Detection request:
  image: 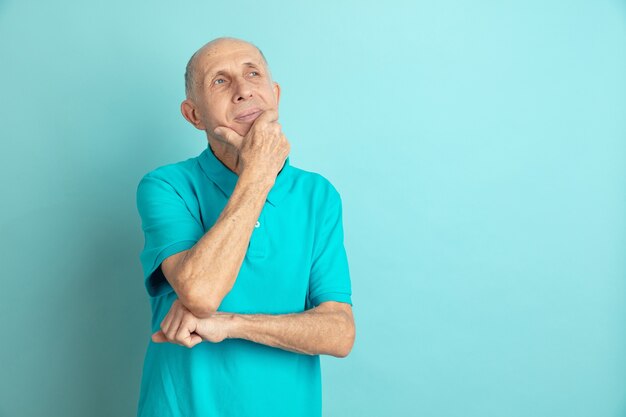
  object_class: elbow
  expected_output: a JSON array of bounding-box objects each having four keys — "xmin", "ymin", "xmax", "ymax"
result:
[
  {"xmin": 173, "ymin": 264, "xmax": 226, "ymax": 318},
  {"xmin": 333, "ymin": 319, "xmax": 356, "ymax": 358},
  {"xmin": 334, "ymin": 348, "xmax": 351, "ymax": 359},
  {"xmin": 186, "ymin": 299, "xmax": 219, "ymax": 319},
  {"xmin": 178, "ymin": 282, "xmax": 221, "ymax": 319},
  {"xmin": 335, "ymin": 336, "xmax": 355, "ymax": 358}
]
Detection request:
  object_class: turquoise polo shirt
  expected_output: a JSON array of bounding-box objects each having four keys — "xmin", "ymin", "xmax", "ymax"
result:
[{"xmin": 135, "ymin": 143, "xmax": 353, "ymax": 417}]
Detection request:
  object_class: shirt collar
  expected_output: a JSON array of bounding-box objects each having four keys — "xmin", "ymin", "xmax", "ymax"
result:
[{"xmin": 197, "ymin": 143, "xmax": 292, "ymax": 207}]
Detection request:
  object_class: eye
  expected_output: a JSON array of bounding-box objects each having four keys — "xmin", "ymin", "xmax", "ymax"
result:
[
  {"xmin": 249, "ymin": 71, "xmax": 259, "ymax": 76},
  {"xmin": 214, "ymin": 78, "xmax": 225, "ymax": 85}
]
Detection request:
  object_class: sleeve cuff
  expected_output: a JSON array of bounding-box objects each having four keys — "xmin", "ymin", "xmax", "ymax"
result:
[
  {"xmin": 310, "ymin": 292, "xmax": 353, "ymax": 307},
  {"xmin": 146, "ymin": 240, "xmax": 198, "ymax": 297}
]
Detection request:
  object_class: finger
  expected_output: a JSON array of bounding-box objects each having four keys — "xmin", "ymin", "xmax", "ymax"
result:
[
  {"xmin": 267, "ymin": 122, "xmax": 281, "ymax": 136},
  {"xmin": 161, "ymin": 306, "xmax": 179, "ymax": 337},
  {"xmin": 181, "ymin": 330, "xmax": 203, "ymax": 348},
  {"xmin": 252, "ymin": 108, "xmax": 278, "ymax": 127},
  {"xmin": 180, "ymin": 316, "xmax": 204, "ymax": 348},
  {"xmin": 161, "ymin": 310, "xmax": 174, "ymax": 336},
  {"xmin": 161, "ymin": 300, "xmax": 181, "ymax": 335},
  {"xmin": 175, "ymin": 316, "xmax": 197, "ymax": 347},
  {"xmin": 152, "ymin": 330, "xmax": 167, "ymax": 343},
  {"xmin": 188, "ymin": 334, "xmax": 203, "ymax": 348},
  {"xmin": 165, "ymin": 307, "xmax": 185, "ymax": 341},
  {"xmin": 213, "ymin": 126, "xmax": 243, "ymax": 146}
]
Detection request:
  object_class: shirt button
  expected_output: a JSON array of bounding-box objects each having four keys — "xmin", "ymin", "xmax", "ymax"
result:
[{"xmin": 255, "ymin": 221, "xmax": 261, "ymax": 228}]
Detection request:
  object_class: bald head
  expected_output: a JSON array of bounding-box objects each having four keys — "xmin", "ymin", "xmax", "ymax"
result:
[{"xmin": 184, "ymin": 37, "xmax": 269, "ymax": 100}]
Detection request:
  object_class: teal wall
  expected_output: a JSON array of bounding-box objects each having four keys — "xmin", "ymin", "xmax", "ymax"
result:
[{"xmin": 1, "ymin": 1, "xmax": 625, "ymax": 416}]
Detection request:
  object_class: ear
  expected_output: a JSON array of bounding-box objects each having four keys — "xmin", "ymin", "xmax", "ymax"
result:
[
  {"xmin": 181, "ymin": 99, "xmax": 206, "ymax": 130},
  {"xmin": 273, "ymin": 82, "xmax": 281, "ymax": 106}
]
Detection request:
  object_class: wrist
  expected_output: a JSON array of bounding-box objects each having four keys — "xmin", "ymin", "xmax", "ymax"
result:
[
  {"xmin": 238, "ymin": 170, "xmax": 275, "ymax": 192},
  {"xmin": 220, "ymin": 313, "xmax": 244, "ymax": 339}
]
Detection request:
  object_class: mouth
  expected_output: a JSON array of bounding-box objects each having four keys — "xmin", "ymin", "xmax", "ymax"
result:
[{"xmin": 234, "ymin": 108, "xmax": 263, "ymax": 123}]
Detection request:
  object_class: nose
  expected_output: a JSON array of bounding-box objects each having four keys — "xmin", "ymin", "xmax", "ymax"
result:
[{"xmin": 232, "ymin": 77, "xmax": 253, "ymax": 103}]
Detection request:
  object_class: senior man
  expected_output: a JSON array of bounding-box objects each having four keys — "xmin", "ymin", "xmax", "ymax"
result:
[{"xmin": 135, "ymin": 37, "xmax": 355, "ymax": 417}]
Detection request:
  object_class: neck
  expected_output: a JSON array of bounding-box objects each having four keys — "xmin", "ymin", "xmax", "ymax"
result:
[{"xmin": 208, "ymin": 139, "xmax": 240, "ymax": 175}]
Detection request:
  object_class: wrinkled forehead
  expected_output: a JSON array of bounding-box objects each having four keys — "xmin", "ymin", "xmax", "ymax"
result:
[{"xmin": 196, "ymin": 42, "xmax": 267, "ymax": 80}]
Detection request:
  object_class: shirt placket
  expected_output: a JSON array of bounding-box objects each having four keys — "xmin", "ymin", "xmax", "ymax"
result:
[{"xmin": 247, "ymin": 205, "xmax": 269, "ymax": 259}]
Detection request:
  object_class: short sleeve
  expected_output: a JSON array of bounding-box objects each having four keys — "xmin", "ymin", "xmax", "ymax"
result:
[
  {"xmin": 136, "ymin": 174, "xmax": 205, "ymax": 298},
  {"xmin": 308, "ymin": 185, "xmax": 353, "ymax": 308}
]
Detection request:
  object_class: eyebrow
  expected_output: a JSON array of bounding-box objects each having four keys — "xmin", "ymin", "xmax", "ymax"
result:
[{"xmin": 204, "ymin": 61, "xmax": 263, "ymax": 81}]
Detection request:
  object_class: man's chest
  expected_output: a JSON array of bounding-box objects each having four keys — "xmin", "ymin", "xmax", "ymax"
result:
[{"xmin": 196, "ymin": 190, "xmax": 318, "ymax": 314}]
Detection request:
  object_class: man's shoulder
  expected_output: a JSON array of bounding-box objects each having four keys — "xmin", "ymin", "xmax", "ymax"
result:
[
  {"xmin": 288, "ymin": 164, "xmax": 342, "ymax": 203},
  {"xmin": 138, "ymin": 155, "xmax": 201, "ymax": 186},
  {"xmin": 135, "ymin": 154, "xmax": 203, "ymax": 203}
]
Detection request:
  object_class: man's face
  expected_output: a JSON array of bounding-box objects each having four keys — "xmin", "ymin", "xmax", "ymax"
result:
[{"xmin": 184, "ymin": 40, "xmax": 280, "ymax": 140}]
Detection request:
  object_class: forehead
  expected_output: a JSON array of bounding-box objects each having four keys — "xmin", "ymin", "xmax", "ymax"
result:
[{"xmin": 197, "ymin": 43, "xmax": 266, "ymax": 79}]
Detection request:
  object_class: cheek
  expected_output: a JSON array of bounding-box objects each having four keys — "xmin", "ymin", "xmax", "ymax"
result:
[{"xmin": 202, "ymin": 103, "xmax": 228, "ymax": 127}]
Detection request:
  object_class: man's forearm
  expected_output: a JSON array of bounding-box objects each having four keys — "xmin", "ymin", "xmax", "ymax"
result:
[
  {"xmin": 219, "ymin": 307, "xmax": 355, "ymax": 358},
  {"xmin": 176, "ymin": 173, "xmax": 272, "ymax": 317}
]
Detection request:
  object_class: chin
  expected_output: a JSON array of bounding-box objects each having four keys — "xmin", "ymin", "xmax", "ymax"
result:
[{"xmin": 234, "ymin": 123, "xmax": 253, "ymax": 137}]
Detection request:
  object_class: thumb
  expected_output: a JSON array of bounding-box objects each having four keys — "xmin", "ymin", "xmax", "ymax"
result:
[
  {"xmin": 152, "ymin": 330, "xmax": 167, "ymax": 343},
  {"xmin": 188, "ymin": 334, "xmax": 203, "ymax": 347},
  {"xmin": 213, "ymin": 126, "xmax": 243, "ymax": 147}
]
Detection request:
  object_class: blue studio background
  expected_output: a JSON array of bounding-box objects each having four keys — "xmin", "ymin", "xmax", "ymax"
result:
[{"xmin": 1, "ymin": 1, "xmax": 625, "ymax": 416}]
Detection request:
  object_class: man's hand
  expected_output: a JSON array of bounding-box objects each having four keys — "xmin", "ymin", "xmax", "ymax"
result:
[
  {"xmin": 213, "ymin": 109, "xmax": 290, "ymax": 181},
  {"xmin": 151, "ymin": 299, "xmax": 232, "ymax": 348},
  {"xmin": 151, "ymin": 299, "xmax": 354, "ymax": 356}
]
